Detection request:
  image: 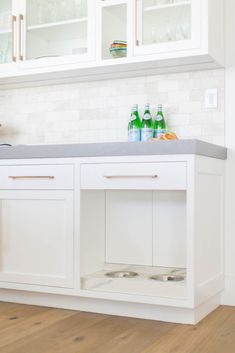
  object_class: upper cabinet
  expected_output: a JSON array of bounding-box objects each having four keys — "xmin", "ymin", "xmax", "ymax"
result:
[
  {"xmin": 21, "ymin": 0, "xmax": 95, "ymax": 67},
  {"xmin": 97, "ymin": 0, "xmax": 129, "ymax": 61},
  {"xmin": 0, "ymin": 0, "xmax": 224, "ymax": 87},
  {"xmin": 25, "ymin": 0, "xmax": 89, "ymax": 60},
  {"xmin": 0, "ymin": 0, "xmax": 95, "ymax": 72},
  {"xmin": 135, "ymin": 0, "xmax": 199, "ymax": 55},
  {"xmin": 133, "ymin": 0, "xmax": 224, "ymax": 64}
]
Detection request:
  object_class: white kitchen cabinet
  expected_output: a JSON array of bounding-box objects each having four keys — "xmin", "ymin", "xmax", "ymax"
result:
[
  {"xmin": 0, "ymin": 0, "xmax": 224, "ymax": 87},
  {"xmin": 0, "ymin": 148, "xmax": 226, "ymax": 324},
  {"xmin": 96, "ymin": 0, "xmax": 132, "ymax": 61},
  {"xmin": 0, "ymin": 0, "xmax": 95, "ymax": 74},
  {"xmin": 79, "ymin": 154, "xmax": 224, "ymax": 323},
  {"xmin": 134, "ymin": 0, "xmax": 224, "ymax": 65},
  {"xmin": 134, "ymin": 0, "xmax": 201, "ymax": 56},
  {"xmin": 0, "ymin": 164, "xmax": 75, "ymax": 292},
  {"xmin": 80, "ymin": 161, "xmax": 187, "ymax": 190},
  {"xmin": 20, "ymin": 0, "xmax": 96, "ymax": 69},
  {"xmin": 135, "ymin": 0, "xmax": 195, "ymax": 51},
  {"xmin": 0, "ymin": 164, "xmax": 74, "ymax": 190}
]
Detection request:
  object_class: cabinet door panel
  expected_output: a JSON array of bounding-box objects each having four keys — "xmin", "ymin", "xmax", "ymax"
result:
[
  {"xmin": 106, "ymin": 190, "xmax": 153, "ymax": 266},
  {"xmin": 134, "ymin": 0, "xmax": 201, "ymax": 56},
  {"xmin": 0, "ymin": 190, "xmax": 74, "ymax": 289},
  {"xmin": 20, "ymin": 0, "xmax": 95, "ymax": 66},
  {"xmin": 153, "ymin": 191, "xmax": 187, "ymax": 268}
]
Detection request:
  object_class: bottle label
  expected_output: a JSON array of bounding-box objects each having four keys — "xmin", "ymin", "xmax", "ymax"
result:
[
  {"xmin": 128, "ymin": 129, "xmax": 141, "ymax": 142},
  {"xmin": 143, "ymin": 113, "xmax": 151, "ymax": 120},
  {"xmin": 141, "ymin": 128, "xmax": 153, "ymax": 141},
  {"xmin": 131, "ymin": 114, "xmax": 137, "ymax": 122},
  {"xmin": 154, "ymin": 128, "xmax": 166, "ymax": 138}
]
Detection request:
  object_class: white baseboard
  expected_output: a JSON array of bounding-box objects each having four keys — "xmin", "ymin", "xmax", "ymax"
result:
[
  {"xmin": 0, "ymin": 289, "xmax": 220, "ymax": 325},
  {"xmin": 221, "ymin": 274, "xmax": 235, "ymax": 306}
]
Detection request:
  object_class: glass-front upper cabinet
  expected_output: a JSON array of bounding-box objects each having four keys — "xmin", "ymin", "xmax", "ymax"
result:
[
  {"xmin": 0, "ymin": 0, "xmax": 14, "ymax": 65},
  {"xmin": 97, "ymin": 0, "xmax": 130, "ymax": 61},
  {"xmin": 19, "ymin": 0, "xmax": 95, "ymax": 65},
  {"xmin": 135, "ymin": 0, "xmax": 201, "ymax": 56}
]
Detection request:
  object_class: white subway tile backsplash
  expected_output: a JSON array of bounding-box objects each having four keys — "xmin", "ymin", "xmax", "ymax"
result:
[
  {"xmin": 168, "ymin": 90, "xmax": 190, "ymax": 103},
  {"xmin": 169, "ymin": 114, "xmax": 190, "ymax": 125},
  {"xmin": 179, "ymin": 101, "xmax": 202, "ymax": 114},
  {"xmin": 158, "ymin": 80, "xmax": 179, "ymax": 92},
  {"xmin": 189, "ymin": 89, "xmax": 203, "ymax": 102},
  {"xmin": 0, "ymin": 69, "xmax": 225, "ymax": 146},
  {"xmin": 202, "ymin": 123, "xmax": 225, "ymax": 137}
]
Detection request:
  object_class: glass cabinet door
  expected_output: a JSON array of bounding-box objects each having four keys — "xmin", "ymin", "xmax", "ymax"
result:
[
  {"xmin": 23, "ymin": 0, "xmax": 90, "ymax": 62},
  {"xmin": 135, "ymin": 0, "xmax": 199, "ymax": 55},
  {"xmin": 0, "ymin": 0, "xmax": 14, "ymax": 64}
]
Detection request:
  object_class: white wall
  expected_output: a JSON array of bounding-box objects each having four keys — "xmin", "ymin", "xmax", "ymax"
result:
[
  {"xmin": 0, "ymin": 69, "xmax": 224, "ymax": 146},
  {"xmin": 221, "ymin": 0, "xmax": 235, "ymax": 306}
]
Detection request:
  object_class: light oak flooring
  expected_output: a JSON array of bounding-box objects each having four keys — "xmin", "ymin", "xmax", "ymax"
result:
[{"xmin": 0, "ymin": 302, "xmax": 234, "ymax": 353}]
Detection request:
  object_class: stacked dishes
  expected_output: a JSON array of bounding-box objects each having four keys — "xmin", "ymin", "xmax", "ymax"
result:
[{"xmin": 109, "ymin": 40, "xmax": 127, "ymax": 58}]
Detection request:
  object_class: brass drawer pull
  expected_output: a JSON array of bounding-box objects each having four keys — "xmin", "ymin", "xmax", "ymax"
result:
[
  {"xmin": 103, "ymin": 175, "xmax": 158, "ymax": 179},
  {"xmin": 8, "ymin": 176, "xmax": 55, "ymax": 180}
]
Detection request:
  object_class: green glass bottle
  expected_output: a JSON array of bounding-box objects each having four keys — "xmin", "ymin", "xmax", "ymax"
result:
[
  {"xmin": 128, "ymin": 104, "xmax": 141, "ymax": 142},
  {"xmin": 141, "ymin": 103, "xmax": 153, "ymax": 141},
  {"xmin": 154, "ymin": 104, "xmax": 167, "ymax": 138}
]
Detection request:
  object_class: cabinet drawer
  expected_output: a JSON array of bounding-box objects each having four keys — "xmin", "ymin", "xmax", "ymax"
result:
[
  {"xmin": 81, "ymin": 162, "xmax": 187, "ymax": 190},
  {"xmin": 0, "ymin": 165, "xmax": 74, "ymax": 190}
]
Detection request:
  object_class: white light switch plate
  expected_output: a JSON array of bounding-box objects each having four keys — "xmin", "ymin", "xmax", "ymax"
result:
[{"xmin": 205, "ymin": 89, "xmax": 218, "ymax": 109}]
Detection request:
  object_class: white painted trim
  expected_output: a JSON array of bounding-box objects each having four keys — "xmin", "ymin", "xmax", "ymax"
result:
[
  {"xmin": 0, "ymin": 289, "xmax": 220, "ymax": 325},
  {"xmin": 221, "ymin": 274, "xmax": 235, "ymax": 306},
  {"xmin": 196, "ymin": 274, "xmax": 224, "ymax": 307}
]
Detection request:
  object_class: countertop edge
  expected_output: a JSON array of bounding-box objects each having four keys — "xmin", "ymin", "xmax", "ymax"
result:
[{"xmin": 0, "ymin": 140, "xmax": 227, "ymax": 160}]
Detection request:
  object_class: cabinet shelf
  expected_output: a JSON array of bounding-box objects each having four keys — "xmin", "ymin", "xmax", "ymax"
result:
[
  {"xmin": 81, "ymin": 264, "xmax": 187, "ymax": 299},
  {"xmin": 27, "ymin": 17, "xmax": 88, "ymax": 47},
  {"xmin": 144, "ymin": 1, "xmax": 191, "ymax": 12},
  {"xmin": 0, "ymin": 30, "xmax": 11, "ymax": 35},
  {"xmin": 27, "ymin": 17, "xmax": 88, "ymax": 32}
]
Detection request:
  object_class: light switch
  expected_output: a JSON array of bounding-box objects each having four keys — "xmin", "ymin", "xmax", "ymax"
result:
[{"xmin": 205, "ymin": 89, "xmax": 218, "ymax": 109}]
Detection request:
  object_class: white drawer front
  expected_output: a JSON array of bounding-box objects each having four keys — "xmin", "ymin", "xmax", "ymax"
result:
[
  {"xmin": 0, "ymin": 165, "xmax": 74, "ymax": 190},
  {"xmin": 81, "ymin": 162, "xmax": 187, "ymax": 190}
]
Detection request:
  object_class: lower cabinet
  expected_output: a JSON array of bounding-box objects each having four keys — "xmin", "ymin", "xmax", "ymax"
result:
[
  {"xmin": 0, "ymin": 154, "xmax": 225, "ymax": 324},
  {"xmin": 0, "ymin": 190, "xmax": 74, "ymax": 289}
]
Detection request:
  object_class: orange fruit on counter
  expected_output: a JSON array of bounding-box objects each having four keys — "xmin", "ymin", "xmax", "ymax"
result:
[
  {"xmin": 149, "ymin": 132, "xmax": 178, "ymax": 142},
  {"xmin": 159, "ymin": 132, "xmax": 178, "ymax": 140}
]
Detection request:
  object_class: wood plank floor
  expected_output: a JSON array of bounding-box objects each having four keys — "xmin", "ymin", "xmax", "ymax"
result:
[{"xmin": 0, "ymin": 303, "xmax": 234, "ymax": 353}]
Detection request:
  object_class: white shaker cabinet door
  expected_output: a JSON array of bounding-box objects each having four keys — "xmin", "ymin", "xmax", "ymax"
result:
[{"xmin": 0, "ymin": 190, "xmax": 74, "ymax": 290}]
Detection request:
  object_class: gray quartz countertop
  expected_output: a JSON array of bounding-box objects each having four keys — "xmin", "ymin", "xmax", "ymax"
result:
[{"xmin": 0, "ymin": 140, "xmax": 227, "ymax": 160}]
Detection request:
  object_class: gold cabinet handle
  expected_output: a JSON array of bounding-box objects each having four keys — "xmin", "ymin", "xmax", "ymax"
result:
[
  {"xmin": 8, "ymin": 176, "xmax": 55, "ymax": 180},
  {"xmin": 135, "ymin": 0, "xmax": 140, "ymax": 46},
  {"xmin": 19, "ymin": 14, "xmax": 24, "ymax": 61},
  {"xmin": 12, "ymin": 15, "xmax": 17, "ymax": 62},
  {"xmin": 103, "ymin": 175, "xmax": 158, "ymax": 179}
]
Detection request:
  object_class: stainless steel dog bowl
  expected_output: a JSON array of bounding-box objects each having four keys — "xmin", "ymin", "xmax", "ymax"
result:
[
  {"xmin": 149, "ymin": 274, "xmax": 185, "ymax": 282},
  {"xmin": 105, "ymin": 271, "xmax": 139, "ymax": 278}
]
